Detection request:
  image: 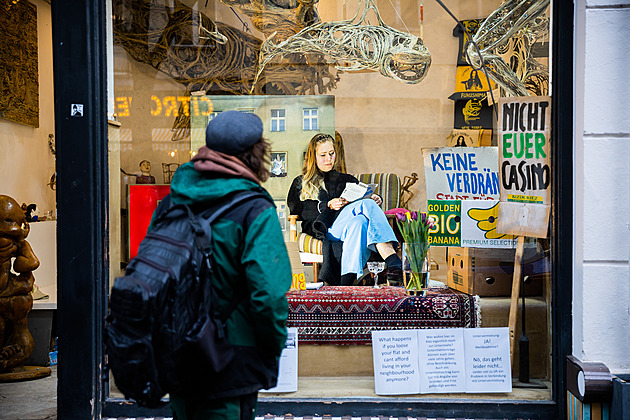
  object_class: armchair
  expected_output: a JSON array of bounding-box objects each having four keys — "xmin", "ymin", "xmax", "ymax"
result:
[{"xmin": 288, "ymin": 172, "xmax": 411, "ymax": 279}]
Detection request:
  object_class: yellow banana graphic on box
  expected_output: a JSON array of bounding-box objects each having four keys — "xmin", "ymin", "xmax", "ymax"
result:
[{"xmin": 467, "ymin": 202, "xmax": 516, "ymax": 239}]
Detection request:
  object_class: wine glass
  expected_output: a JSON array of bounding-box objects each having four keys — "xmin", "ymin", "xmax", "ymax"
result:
[{"xmin": 367, "ymin": 261, "xmax": 386, "ymax": 288}]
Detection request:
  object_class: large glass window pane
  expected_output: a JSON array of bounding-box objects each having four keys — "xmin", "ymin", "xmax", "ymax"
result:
[{"xmin": 107, "ymin": 0, "xmax": 553, "ymax": 406}]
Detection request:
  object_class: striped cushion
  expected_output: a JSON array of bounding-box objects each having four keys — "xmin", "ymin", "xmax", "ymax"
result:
[
  {"xmin": 351, "ymin": 173, "xmax": 400, "ymax": 211},
  {"xmin": 298, "ymin": 232, "xmax": 323, "ymax": 254}
]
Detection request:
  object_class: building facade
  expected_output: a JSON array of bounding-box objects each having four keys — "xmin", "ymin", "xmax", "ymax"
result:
[{"xmin": 2, "ymin": 0, "xmax": 628, "ymax": 419}]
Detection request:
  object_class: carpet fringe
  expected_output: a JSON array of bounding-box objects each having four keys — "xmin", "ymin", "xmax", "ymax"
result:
[{"xmin": 474, "ymin": 294, "xmax": 482, "ymax": 327}]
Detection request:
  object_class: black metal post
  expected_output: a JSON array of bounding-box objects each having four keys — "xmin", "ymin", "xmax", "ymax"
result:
[{"xmin": 52, "ymin": 0, "xmax": 108, "ymax": 418}]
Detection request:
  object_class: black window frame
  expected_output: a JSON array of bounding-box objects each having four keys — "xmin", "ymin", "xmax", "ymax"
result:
[{"xmin": 52, "ymin": 1, "xmax": 574, "ymax": 418}]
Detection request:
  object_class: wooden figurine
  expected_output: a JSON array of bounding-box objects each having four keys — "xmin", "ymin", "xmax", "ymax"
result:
[{"xmin": 0, "ymin": 195, "xmax": 39, "ymax": 372}]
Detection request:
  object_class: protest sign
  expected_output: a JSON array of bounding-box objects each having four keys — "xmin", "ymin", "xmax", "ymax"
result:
[
  {"xmin": 423, "ymin": 147, "xmax": 500, "ymax": 201},
  {"xmin": 446, "ymin": 129, "xmax": 492, "ymax": 148},
  {"xmin": 417, "ymin": 329, "xmax": 466, "ymax": 393},
  {"xmin": 464, "ymin": 328, "xmax": 512, "ymax": 393},
  {"xmin": 449, "ymin": 66, "xmax": 497, "ymax": 102},
  {"xmin": 372, "ymin": 328, "xmax": 512, "ymax": 395},
  {"xmin": 497, "ymin": 96, "xmax": 551, "ymax": 238},
  {"xmin": 372, "ymin": 329, "xmax": 421, "ymax": 395}
]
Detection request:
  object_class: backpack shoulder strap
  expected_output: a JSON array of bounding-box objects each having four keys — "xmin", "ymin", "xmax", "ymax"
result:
[
  {"xmin": 192, "ymin": 189, "xmax": 271, "ymax": 323},
  {"xmin": 152, "ymin": 194, "xmax": 175, "ymax": 225},
  {"xmin": 201, "ymin": 188, "xmax": 270, "ymax": 224}
]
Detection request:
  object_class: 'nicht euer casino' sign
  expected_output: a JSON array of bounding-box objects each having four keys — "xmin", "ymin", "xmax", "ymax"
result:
[{"xmin": 497, "ymin": 96, "xmax": 551, "ymax": 238}]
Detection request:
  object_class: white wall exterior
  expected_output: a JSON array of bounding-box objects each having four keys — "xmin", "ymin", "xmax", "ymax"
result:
[
  {"xmin": 0, "ymin": 1, "xmax": 56, "ymax": 214},
  {"xmin": 574, "ymin": 0, "xmax": 630, "ymax": 373}
]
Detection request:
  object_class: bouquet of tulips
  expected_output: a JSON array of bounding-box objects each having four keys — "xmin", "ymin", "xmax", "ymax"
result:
[{"xmin": 396, "ymin": 211, "xmax": 435, "ymax": 290}]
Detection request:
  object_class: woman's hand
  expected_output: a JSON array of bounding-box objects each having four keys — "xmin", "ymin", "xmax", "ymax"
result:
[
  {"xmin": 328, "ymin": 197, "xmax": 347, "ymax": 211},
  {"xmin": 370, "ymin": 194, "xmax": 382, "ymax": 206}
]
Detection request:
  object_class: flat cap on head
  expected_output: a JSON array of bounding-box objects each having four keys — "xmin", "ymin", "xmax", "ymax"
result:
[{"xmin": 205, "ymin": 110, "xmax": 263, "ymax": 155}]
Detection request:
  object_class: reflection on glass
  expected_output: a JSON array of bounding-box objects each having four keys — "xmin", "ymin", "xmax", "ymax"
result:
[{"xmin": 108, "ymin": 0, "xmax": 553, "ymax": 402}]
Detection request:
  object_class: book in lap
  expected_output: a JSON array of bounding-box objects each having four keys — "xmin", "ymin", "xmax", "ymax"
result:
[{"xmin": 340, "ymin": 182, "xmax": 378, "ymax": 202}]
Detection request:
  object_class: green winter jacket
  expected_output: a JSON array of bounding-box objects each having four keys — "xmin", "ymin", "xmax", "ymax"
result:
[{"xmin": 164, "ymin": 162, "xmax": 292, "ymax": 399}]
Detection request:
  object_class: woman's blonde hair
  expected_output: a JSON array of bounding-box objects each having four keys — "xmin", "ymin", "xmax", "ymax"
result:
[{"xmin": 300, "ymin": 133, "xmax": 335, "ymax": 200}]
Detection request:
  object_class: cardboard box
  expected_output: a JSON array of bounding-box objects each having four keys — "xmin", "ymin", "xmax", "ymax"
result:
[
  {"xmin": 447, "ymin": 247, "xmax": 543, "ymax": 296},
  {"xmin": 286, "ymin": 241, "xmax": 306, "ymax": 290}
]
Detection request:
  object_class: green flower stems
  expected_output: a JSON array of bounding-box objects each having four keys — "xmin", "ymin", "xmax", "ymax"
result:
[{"xmin": 397, "ymin": 211, "xmax": 433, "ymax": 290}]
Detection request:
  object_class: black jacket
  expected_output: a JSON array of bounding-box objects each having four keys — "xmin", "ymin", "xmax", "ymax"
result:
[
  {"xmin": 287, "ymin": 170, "xmax": 359, "ymax": 284},
  {"xmin": 287, "ymin": 170, "xmax": 359, "ymax": 238}
]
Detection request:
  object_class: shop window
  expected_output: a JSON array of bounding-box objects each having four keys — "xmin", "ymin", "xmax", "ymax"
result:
[
  {"xmin": 271, "ymin": 109, "xmax": 286, "ymax": 132},
  {"xmin": 107, "ymin": 0, "xmax": 555, "ymax": 412},
  {"xmin": 302, "ymin": 108, "xmax": 318, "ymax": 131}
]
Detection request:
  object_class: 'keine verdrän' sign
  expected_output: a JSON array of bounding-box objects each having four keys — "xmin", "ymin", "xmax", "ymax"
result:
[{"xmin": 423, "ymin": 147, "xmax": 500, "ymax": 201}]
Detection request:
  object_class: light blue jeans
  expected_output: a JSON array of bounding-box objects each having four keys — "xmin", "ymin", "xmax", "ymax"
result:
[{"xmin": 326, "ymin": 199, "xmax": 398, "ymax": 278}]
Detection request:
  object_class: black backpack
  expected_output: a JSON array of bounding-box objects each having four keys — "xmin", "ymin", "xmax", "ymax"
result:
[{"xmin": 106, "ymin": 189, "xmax": 267, "ymax": 407}]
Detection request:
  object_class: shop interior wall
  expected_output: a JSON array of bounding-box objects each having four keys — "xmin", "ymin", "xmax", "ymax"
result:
[
  {"xmin": 112, "ymin": 0, "xmax": 501, "ymax": 214},
  {"xmin": 0, "ymin": 0, "xmax": 56, "ymax": 216}
]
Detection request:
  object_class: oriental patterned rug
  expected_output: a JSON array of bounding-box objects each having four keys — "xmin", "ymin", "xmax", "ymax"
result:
[{"xmin": 287, "ymin": 286, "xmax": 480, "ymax": 345}]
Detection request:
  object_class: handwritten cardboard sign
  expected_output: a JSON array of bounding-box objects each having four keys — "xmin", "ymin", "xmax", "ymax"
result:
[
  {"xmin": 423, "ymin": 147, "xmax": 500, "ymax": 201},
  {"xmin": 497, "ymin": 96, "xmax": 551, "ymax": 238}
]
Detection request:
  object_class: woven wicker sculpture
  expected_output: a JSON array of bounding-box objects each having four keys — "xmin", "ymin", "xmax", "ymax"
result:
[
  {"xmin": 112, "ymin": 0, "xmax": 337, "ymax": 96},
  {"xmin": 219, "ymin": 0, "xmax": 321, "ymax": 40},
  {"xmin": 465, "ymin": 0, "xmax": 549, "ymax": 97},
  {"xmin": 253, "ymin": 0, "xmax": 431, "ymax": 90}
]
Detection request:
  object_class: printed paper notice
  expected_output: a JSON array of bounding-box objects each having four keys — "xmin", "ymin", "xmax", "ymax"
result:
[
  {"xmin": 464, "ymin": 327, "xmax": 512, "ymax": 393},
  {"xmin": 372, "ymin": 328, "xmax": 512, "ymax": 395},
  {"xmin": 418, "ymin": 329, "xmax": 466, "ymax": 393},
  {"xmin": 372, "ymin": 330, "xmax": 420, "ymax": 395},
  {"xmin": 260, "ymin": 327, "xmax": 298, "ymax": 392}
]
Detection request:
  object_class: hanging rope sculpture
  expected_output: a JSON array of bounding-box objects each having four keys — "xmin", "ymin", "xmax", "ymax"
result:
[
  {"xmin": 112, "ymin": 0, "xmax": 340, "ymax": 139},
  {"xmin": 219, "ymin": 0, "xmax": 321, "ymax": 40},
  {"xmin": 465, "ymin": 0, "xmax": 549, "ymax": 97},
  {"xmin": 498, "ymin": 21, "xmax": 550, "ymax": 97},
  {"xmin": 252, "ymin": 0, "xmax": 431, "ymax": 91},
  {"xmin": 113, "ymin": 0, "xmax": 261, "ymax": 94},
  {"xmin": 112, "ymin": 0, "xmax": 337, "ymax": 96}
]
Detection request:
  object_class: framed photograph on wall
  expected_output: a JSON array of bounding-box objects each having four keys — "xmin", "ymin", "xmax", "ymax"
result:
[{"xmin": 270, "ymin": 151, "xmax": 288, "ymax": 177}]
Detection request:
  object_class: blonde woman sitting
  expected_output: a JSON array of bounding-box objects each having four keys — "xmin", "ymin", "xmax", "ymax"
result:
[{"xmin": 287, "ymin": 133, "xmax": 402, "ymax": 285}]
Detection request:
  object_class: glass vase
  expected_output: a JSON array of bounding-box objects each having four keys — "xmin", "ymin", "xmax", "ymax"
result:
[{"xmin": 402, "ymin": 242, "xmax": 430, "ymax": 295}]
